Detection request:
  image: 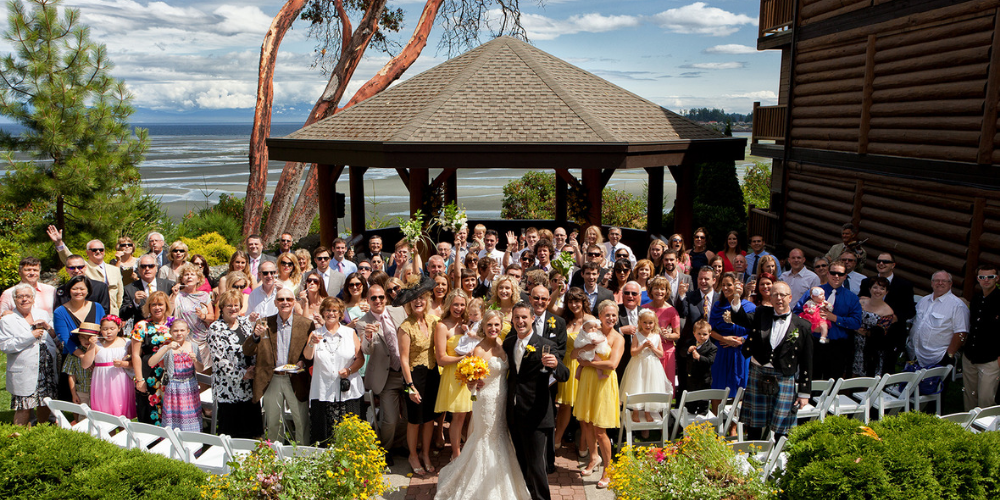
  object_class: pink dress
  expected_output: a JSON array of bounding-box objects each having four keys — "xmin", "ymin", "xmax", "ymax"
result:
[
  {"xmin": 643, "ymin": 304, "xmax": 680, "ymax": 386},
  {"xmin": 800, "ymin": 301, "xmax": 831, "ymax": 330},
  {"xmin": 90, "ymin": 341, "xmax": 137, "ymax": 418}
]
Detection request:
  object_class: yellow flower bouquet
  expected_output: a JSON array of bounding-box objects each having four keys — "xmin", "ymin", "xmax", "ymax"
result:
[{"xmin": 455, "ymin": 356, "xmax": 491, "ymax": 401}]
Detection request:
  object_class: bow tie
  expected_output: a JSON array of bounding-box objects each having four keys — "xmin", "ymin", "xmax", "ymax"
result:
[{"xmin": 774, "ymin": 313, "xmax": 790, "ymax": 320}]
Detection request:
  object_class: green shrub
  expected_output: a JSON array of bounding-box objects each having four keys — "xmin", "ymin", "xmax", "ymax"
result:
[
  {"xmin": 0, "ymin": 238, "xmax": 20, "ymax": 291},
  {"xmin": 179, "ymin": 232, "xmax": 237, "ymax": 266},
  {"xmin": 780, "ymin": 413, "xmax": 1000, "ymax": 500},
  {"xmin": 742, "ymin": 161, "xmax": 772, "ymax": 211},
  {"xmin": 501, "ymin": 172, "xmax": 648, "ymax": 228},
  {"xmin": 691, "ymin": 161, "xmax": 747, "ymax": 246},
  {"xmin": 0, "ymin": 423, "xmax": 205, "ymax": 499},
  {"xmin": 175, "ymin": 211, "xmax": 244, "ymax": 249}
]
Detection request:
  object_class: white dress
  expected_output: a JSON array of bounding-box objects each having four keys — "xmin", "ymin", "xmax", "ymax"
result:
[
  {"xmin": 619, "ymin": 331, "xmax": 672, "ymax": 412},
  {"xmin": 434, "ymin": 356, "xmax": 530, "ymax": 500}
]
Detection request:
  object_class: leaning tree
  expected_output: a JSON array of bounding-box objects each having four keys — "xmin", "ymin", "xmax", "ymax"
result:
[{"xmin": 245, "ymin": 0, "xmax": 538, "ymax": 244}]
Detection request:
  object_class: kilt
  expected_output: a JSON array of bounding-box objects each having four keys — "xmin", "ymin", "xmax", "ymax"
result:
[{"xmin": 739, "ymin": 363, "xmax": 798, "ymax": 436}]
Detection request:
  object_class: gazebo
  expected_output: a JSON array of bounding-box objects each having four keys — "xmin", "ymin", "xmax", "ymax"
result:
[{"xmin": 267, "ymin": 36, "xmax": 746, "ymax": 248}]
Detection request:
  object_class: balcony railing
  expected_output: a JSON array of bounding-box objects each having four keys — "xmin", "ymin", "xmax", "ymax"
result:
[
  {"xmin": 748, "ymin": 205, "xmax": 779, "ymax": 249},
  {"xmin": 752, "ymin": 102, "xmax": 787, "ymax": 143},
  {"xmin": 759, "ymin": 0, "xmax": 794, "ymax": 38}
]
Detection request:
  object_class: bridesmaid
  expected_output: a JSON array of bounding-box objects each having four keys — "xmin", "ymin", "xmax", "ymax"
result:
[
  {"xmin": 398, "ymin": 291, "xmax": 440, "ymax": 476},
  {"xmin": 641, "ymin": 277, "xmax": 680, "ymax": 387},
  {"xmin": 433, "ymin": 290, "xmax": 472, "ymax": 460},
  {"xmin": 572, "ymin": 300, "xmax": 623, "ymax": 490},
  {"xmin": 554, "ymin": 288, "xmax": 595, "ymax": 450}
]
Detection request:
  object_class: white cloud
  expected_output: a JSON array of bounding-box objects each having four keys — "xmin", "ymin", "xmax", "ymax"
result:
[
  {"xmin": 651, "ymin": 2, "xmax": 755, "ymax": 36},
  {"xmin": 518, "ymin": 12, "xmax": 641, "ymax": 40},
  {"xmin": 725, "ymin": 90, "xmax": 778, "ymax": 101},
  {"xmin": 682, "ymin": 62, "xmax": 746, "ymax": 69},
  {"xmin": 704, "ymin": 44, "xmax": 757, "ymax": 54}
]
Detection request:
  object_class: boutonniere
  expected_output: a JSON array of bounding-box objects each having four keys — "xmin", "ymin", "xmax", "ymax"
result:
[
  {"xmin": 524, "ymin": 344, "xmax": 536, "ymax": 357},
  {"xmin": 786, "ymin": 327, "xmax": 799, "ymax": 342},
  {"xmin": 547, "ymin": 317, "xmax": 556, "ymax": 329}
]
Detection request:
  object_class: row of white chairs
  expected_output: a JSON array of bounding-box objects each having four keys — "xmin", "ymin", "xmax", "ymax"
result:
[
  {"xmin": 799, "ymin": 365, "xmax": 953, "ymax": 424},
  {"xmin": 940, "ymin": 405, "xmax": 1000, "ymax": 432},
  {"xmin": 43, "ymin": 398, "xmax": 324, "ymax": 474},
  {"xmin": 728, "ymin": 436, "xmax": 788, "ymax": 481}
]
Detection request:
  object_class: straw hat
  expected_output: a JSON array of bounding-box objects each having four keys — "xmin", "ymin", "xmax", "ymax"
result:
[{"xmin": 70, "ymin": 322, "xmax": 101, "ymax": 337}]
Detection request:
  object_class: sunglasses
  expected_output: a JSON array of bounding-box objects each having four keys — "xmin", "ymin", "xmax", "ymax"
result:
[
  {"xmin": 828, "ymin": 271, "xmax": 846, "ymax": 276},
  {"xmin": 615, "ymin": 268, "xmax": 630, "ymax": 273},
  {"xmin": 172, "ymin": 249, "xmax": 186, "ymax": 253},
  {"xmin": 670, "ymin": 238, "xmax": 682, "ymax": 243},
  {"xmin": 587, "ymin": 252, "xmax": 601, "ymax": 257},
  {"xmin": 370, "ymin": 295, "xmax": 386, "ymax": 301},
  {"xmin": 349, "ymin": 282, "xmax": 363, "ymax": 287},
  {"xmin": 391, "ymin": 286, "xmax": 401, "ymax": 292},
  {"xmin": 815, "ymin": 264, "xmax": 828, "ymax": 268},
  {"xmin": 978, "ymin": 275, "xmax": 997, "ymax": 280},
  {"xmin": 119, "ymin": 243, "xmax": 133, "ymax": 248},
  {"xmin": 622, "ymin": 291, "xmax": 639, "ymax": 296},
  {"xmin": 280, "ymin": 261, "xmax": 294, "ymax": 266},
  {"xmin": 88, "ymin": 248, "xmax": 105, "ymax": 253},
  {"xmin": 315, "ymin": 256, "xmax": 330, "ymax": 261},
  {"xmin": 280, "ymin": 239, "xmax": 292, "ymax": 243},
  {"xmin": 261, "ymin": 271, "xmax": 277, "ymax": 276},
  {"xmin": 694, "ymin": 235, "xmax": 705, "ymax": 240},
  {"xmin": 139, "ymin": 264, "xmax": 156, "ymax": 269},
  {"xmin": 358, "ymin": 266, "xmax": 371, "ymax": 271},
  {"xmin": 275, "ymin": 297, "xmax": 295, "ymax": 303},
  {"xmin": 306, "ymin": 279, "xmax": 321, "ymax": 285},
  {"xmin": 67, "ymin": 265, "xmax": 85, "ymax": 271},
  {"xmin": 876, "ymin": 259, "xmax": 895, "ymax": 265}
]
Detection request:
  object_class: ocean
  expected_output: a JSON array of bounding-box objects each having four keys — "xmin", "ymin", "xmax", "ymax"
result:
[{"xmin": 1, "ymin": 122, "xmax": 754, "ymax": 224}]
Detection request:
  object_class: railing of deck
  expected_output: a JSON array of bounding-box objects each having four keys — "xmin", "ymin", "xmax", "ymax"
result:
[
  {"xmin": 748, "ymin": 205, "xmax": 779, "ymax": 249},
  {"xmin": 759, "ymin": 0, "xmax": 795, "ymax": 38},
  {"xmin": 752, "ymin": 102, "xmax": 787, "ymax": 144}
]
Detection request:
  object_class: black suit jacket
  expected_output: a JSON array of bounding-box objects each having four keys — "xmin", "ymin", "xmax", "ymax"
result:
[
  {"xmin": 120, "ymin": 278, "xmax": 174, "ymax": 325},
  {"xmin": 355, "ymin": 250, "xmax": 390, "ymax": 265},
  {"xmin": 503, "ymin": 333, "xmax": 569, "ymax": 430},
  {"xmin": 55, "ymin": 278, "xmax": 110, "ymax": 314},
  {"xmin": 859, "ymin": 275, "xmax": 916, "ymax": 340},
  {"xmin": 731, "ymin": 306, "xmax": 814, "ymax": 395},
  {"xmin": 472, "ymin": 281, "xmax": 491, "ymax": 300},
  {"xmin": 536, "ymin": 312, "xmax": 567, "ymax": 360},
  {"xmin": 587, "ymin": 286, "xmax": 615, "ymax": 317},
  {"xmin": 680, "ymin": 341, "xmax": 717, "ymax": 390},
  {"xmin": 677, "ymin": 289, "xmax": 715, "ymax": 348},
  {"xmin": 570, "ymin": 268, "xmax": 608, "ymax": 289},
  {"xmin": 614, "ymin": 305, "xmax": 639, "ymax": 380}
]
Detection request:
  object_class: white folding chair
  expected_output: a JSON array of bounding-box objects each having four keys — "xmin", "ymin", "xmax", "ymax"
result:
[
  {"xmin": 228, "ymin": 437, "xmax": 262, "ymax": 460},
  {"xmin": 797, "ymin": 379, "xmax": 835, "ymax": 423},
  {"xmin": 969, "ymin": 405, "xmax": 1000, "ymax": 433},
  {"xmin": 176, "ymin": 430, "xmax": 233, "ymax": 474},
  {"xmin": 911, "ymin": 365, "xmax": 953, "ymax": 415},
  {"xmin": 719, "ymin": 386, "xmax": 744, "ymax": 439},
  {"xmin": 44, "ymin": 398, "xmax": 92, "ymax": 433},
  {"xmin": 125, "ymin": 421, "xmax": 187, "ymax": 461},
  {"xmin": 196, "ymin": 372, "xmax": 217, "ymax": 434},
  {"xmin": 272, "ymin": 442, "xmax": 325, "ymax": 460},
  {"xmin": 364, "ymin": 390, "xmax": 379, "ymax": 434},
  {"xmin": 618, "ymin": 392, "xmax": 672, "ymax": 449},
  {"xmin": 87, "ymin": 410, "xmax": 131, "ymax": 448},
  {"xmin": 870, "ymin": 371, "xmax": 920, "ymax": 419},
  {"xmin": 728, "ymin": 440, "xmax": 773, "ymax": 477},
  {"xmin": 669, "ymin": 388, "xmax": 730, "ymax": 440},
  {"xmin": 939, "ymin": 409, "xmax": 980, "ymax": 431},
  {"xmin": 822, "ymin": 377, "xmax": 880, "ymax": 423},
  {"xmin": 761, "ymin": 435, "xmax": 788, "ymax": 481}
]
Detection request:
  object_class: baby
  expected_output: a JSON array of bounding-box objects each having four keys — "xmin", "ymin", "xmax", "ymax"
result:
[
  {"xmin": 575, "ymin": 318, "xmax": 612, "ymax": 379},
  {"xmin": 799, "ymin": 287, "xmax": 833, "ymax": 344},
  {"xmin": 455, "ymin": 298, "xmax": 485, "ymax": 356}
]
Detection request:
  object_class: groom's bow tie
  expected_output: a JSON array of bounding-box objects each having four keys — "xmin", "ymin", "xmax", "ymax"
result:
[{"xmin": 774, "ymin": 313, "xmax": 790, "ymax": 320}]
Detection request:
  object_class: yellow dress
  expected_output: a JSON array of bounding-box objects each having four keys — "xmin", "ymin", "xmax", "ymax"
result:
[
  {"xmin": 556, "ymin": 330, "xmax": 580, "ymax": 405},
  {"xmin": 435, "ymin": 334, "xmax": 473, "ymax": 413},
  {"xmin": 572, "ymin": 351, "xmax": 620, "ymax": 429},
  {"xmin": 499, "ymin": 320, "xmax": 511, "ymax": 343}
]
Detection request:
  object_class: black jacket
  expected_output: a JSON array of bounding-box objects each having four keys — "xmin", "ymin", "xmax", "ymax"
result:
[
  {"xmin": 681, "ymin": 341, "xmax": 717, "ymax": 390},
  {"xmin": 55, "ymin": 278, "xmax": 110, "ymax": 314},
  {"xmin": 120, "ymin": 278, "xmax": 174, "ymax": 325},
  {"xmin": 731, "ymin": 305, "xmax": 814, "ymax": 395},
  {"xmin": 503, "ymin": 333, "xmax": 569, "ymax": 430}
]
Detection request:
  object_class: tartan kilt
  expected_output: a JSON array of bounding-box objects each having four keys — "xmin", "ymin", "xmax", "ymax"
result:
[{"xmin": 740, "ymin": 363, "xmax": 798, "ymax": 436}]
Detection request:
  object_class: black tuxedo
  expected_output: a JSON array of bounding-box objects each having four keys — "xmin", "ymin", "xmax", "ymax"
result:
[
  {"xmin": 472, "ymin": 280, "xmax": 491, "ymax": 299},
  {"xmin": 120, "ymin": 278, "xmax": 174, "ymax": 325},
  {"xmin": 504, "ymin": 332, "xmax": 569, "ymax": 500},
  {"xmin": 570, "ymin": 268, "xmax": 608, "ymax": 289},
  {"xmin": 534, "ymin": 311, "xmax": 567, "ymax": 473},
  {"xmin": 55, "ymin": 278, "xmax": 110, "ymax": 314},
  {"xmin": 859, "ymin": 274, "xmax": 915, "ymax": 371},
  {"xmin": 731, "ymin": 306, "xmax": 814, "ymax": 395},
  {"xmin": 681, "ymin": 341, "xmax": 717, "ymax": 390},
  {"xmin": 614, "ymin": 305, "xmax": 640, "ymax": 381}
]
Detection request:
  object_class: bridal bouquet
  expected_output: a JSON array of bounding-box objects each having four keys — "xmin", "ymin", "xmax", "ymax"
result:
[
  {"xmin": 437, "ymin": 201, "xmax": 467, "ymax": 233},
  {"xmin": 398, "ymin": 210, "xmax": 425, "ymax": 246},
  {"xmin": 455, "ymin": 356, "xmax": 490, "ymax": 401},
  {"xmin": 551, "ymin": 250, "xmax": 577, "ymax": 277}
]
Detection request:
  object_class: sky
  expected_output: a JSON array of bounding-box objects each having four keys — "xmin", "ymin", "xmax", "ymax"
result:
[{"xmin": 2, "ymin": 0, "xmax": 780, "ymax": 123}]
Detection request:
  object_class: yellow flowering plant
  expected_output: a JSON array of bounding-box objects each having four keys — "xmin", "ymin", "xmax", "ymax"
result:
[
  {"xmin": 608, "ymin": 421, "xmax": 777, "ymax": 500},
  {"xmin": 455, "ymin": 355, "xmax": 490, "ymax": 400},
  {"xmin": 200, "ymin": 415, "xmax": 390, "ymax": 499}
]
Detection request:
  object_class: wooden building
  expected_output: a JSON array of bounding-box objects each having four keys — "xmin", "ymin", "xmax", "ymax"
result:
[{"xmin": 752, "ymin": 0, "xmax": 1000, "ymax": 297}]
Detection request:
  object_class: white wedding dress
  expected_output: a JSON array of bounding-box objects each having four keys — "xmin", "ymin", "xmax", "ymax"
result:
[{"xmin": 434, "ymin": 355, "xmax": 531, "ymax": 500}]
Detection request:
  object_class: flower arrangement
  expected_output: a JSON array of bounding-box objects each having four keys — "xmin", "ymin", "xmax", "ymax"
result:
[
  {"xmin": 200, "ymin": 415, "xmax": 390, "ymax": 499},
  {"xmin": 455, "ymin": 356, "xmax": 490, "ymax": 401},
  {"xmin": 437, "ymin": 201, "xmax": 467, "ymax": 233},
  {"xmin": 551, "ymin": 250, "xmax": 576, "ymax": 277},
  {"xmin": 398, "ymin": 209, "xmax": 426, "ymax": 245},
  {"xmin": 609, "ymin": 421, "xmax": 776, "ymax": 500}
]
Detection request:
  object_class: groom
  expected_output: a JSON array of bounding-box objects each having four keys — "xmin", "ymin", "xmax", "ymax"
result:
[{"xmin": 505, "ymin": 302, "xmax": 569, "ymax": 500}]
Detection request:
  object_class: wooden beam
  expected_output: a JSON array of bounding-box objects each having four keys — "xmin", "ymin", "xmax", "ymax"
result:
[
  {"xmin": 979, "ymin": 10, "xmax": 1000, "ymax": 164},
  {"xmin": 966, "ymin": 197, "xmax": 986, "ymax": 298},
  {"xmin": 852, "ymin": 179, "xmax": 864, "ymax": 229},
  {"xmin": 645, "ymin": 166, "xmax": 665, "ymax": 237},
  {"xmin": 581, "ymin": 169, "xmax": 603, "ymax": 227},
  {"xmin": 430, "ymin": 168, "xmax": 457, "ymax": 191},
  {"xmin": 396, "ymin": 168, "xmax": 410, "ymax": 187},
  {"xmin": 859, "ymin": 34, "xmax": 876, "ymax": 154},
  {"xmin": 599, "ymin": 168, "xmax": 615, "ymax": 189},
  {"xmin": 349, "ymin": 166, "xmax": 368, "ymax": 238},
  {"xmin": 445, "ymin": 171, "xmax": 458, "ymax": 206},
  {"xmin": 554, "ymin": 168, "xmax": 583, "ymax": 190},
  {"xmin": 317, "ymin": 164, "xmax": 345, "ymax": 249},
  {"xmin": 555, "ymin": 172, "xmax": 568, "ymax": 224},
  {"xmin": 668, "ymin": 165, "xmax": 693, "ymax": 242},
  {"xmin": 409, "ymin": 168, "xmax": 428, "ymax": 217}
]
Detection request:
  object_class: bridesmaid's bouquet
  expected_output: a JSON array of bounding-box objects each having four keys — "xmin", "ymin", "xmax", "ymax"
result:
[
  {"xmin": 455, "ymin": 356, "xmax": 490, "ymax": 401},
  {"xmin": 399, "ymin": 210, "xmax": 426, "ymax": 246}
]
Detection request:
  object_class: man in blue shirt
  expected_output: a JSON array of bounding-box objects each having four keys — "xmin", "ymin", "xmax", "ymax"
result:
[{"xmin": 794, "ymin": 260, "xmax": 862, "ymax": 380}]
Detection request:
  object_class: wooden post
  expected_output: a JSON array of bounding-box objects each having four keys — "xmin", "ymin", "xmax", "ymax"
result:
[
  {"xmin": 581, "ymin": 169, "xmax": 603, "ymax": 228},
  {"xmin": 978, "ymin": 11, "xmax": 1000, "ymax": 164},
  {"xmin": 668, "ymin": 165, "xmax": 692, "ymax": 242},
  {"xmin": 349, "ymin": 166, "xmax": 367, "ymax": 238},
  {"xmin": 965, "ymin": 197, "xmax": 986, "ymax": 298},
  {"xmin": 316, "ymin": 164, "xmax": 344, "ymax": 249},
  {"xmin": 554, "ymin": 170, "xmax": 568, "ymax": 224},
  {"xmin": 445, "ymin": 170, "xmax": 458, "ymax": 205},
  {"xmin": 852, "ymin": 180, "xmax": 864, "ymax": 229},
  {"xmin": 645, "ymin": 166, "xmax": 664, "ymax": 237},
  {"xmin": 409, "ymin": 168, "xmax": 428, "ymax": 217}
]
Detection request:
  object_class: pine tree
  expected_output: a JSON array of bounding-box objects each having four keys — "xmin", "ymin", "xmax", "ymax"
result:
[{"xmin": 0, "ymin": 0, "xmax": 153, "ymax": 248}]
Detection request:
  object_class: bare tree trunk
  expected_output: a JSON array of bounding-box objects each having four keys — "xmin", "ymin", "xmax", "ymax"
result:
[
  {"xmin": 244, "ymin": 0, "xmax": 308, "ymax": 239},
  {"xmin": 262, "ymin": 0, "xmax": 387, "ymax": 243},
  {"xmin": 284, "ymin": 0, "xmax": 445, "ymax": 239}
]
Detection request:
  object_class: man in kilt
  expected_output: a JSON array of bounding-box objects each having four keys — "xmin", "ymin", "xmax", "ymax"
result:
[{"xmin": 726, "ymin": 280, "xmax": 814, "ymax": 440}]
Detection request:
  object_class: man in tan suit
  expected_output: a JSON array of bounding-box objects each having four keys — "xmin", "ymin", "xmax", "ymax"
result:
[
  {"xmin": 357, "ymin": 284, "xmax": 405, "ymax": 464},
  {"xmin": 48, "ymin": 225, "xmax": 124, "ymax": 315},
  {"xmin": 244, "ymin": 287, "xmax": 314, "ymax": 444}
]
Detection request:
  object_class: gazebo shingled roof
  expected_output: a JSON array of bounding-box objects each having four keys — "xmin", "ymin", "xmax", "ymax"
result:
[{"xmin": 266, "ymin": 36, "xmax": 746, "ymax": 246}]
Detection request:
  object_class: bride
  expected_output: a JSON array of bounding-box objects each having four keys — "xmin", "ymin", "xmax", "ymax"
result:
[{"xmin": 435, "ymin": 310, "xmax": 531, "ymax": 499}]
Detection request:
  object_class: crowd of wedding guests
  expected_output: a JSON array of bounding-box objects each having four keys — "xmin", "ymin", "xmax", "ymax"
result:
[{"xmin": 1, "ymin": 221, "xmax": 996, "ymax": 486}]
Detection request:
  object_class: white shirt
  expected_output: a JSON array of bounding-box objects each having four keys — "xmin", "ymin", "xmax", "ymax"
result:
[
  {"xmin": 478, "ymin": 248, "xmax": 505, "ymax": 268},
  {"xmin": 275, "ymin": 313, "xmax": 293, "ymax": 367},
  {"xmin": 144, "ymin": 279, "xmax": 157, "ymax": 294},
  {"xmin": 309, "ymin": 325, "xmax": 364, "ymax": 402},
  {"xmin": 624, "ymin": 306, "xmax": 639, "ymax": 326},
  {"xmin": 910, "ymin": 291, "xmax": 970, "ymax": 367},
  {"xmin": 247, "ymin": 285, "xmax": 278, "ymax": 317},
  {"xmin": 0, "ymin": 282, "xmax": 56, "ymax": 315},
  {"xmin": 603, "ymin": 241, "xmax": 637, "ymax": 265},
  {"xmin": 845, "ymin": 271, "xmax": 865, "ymax": 295},
  {"xmin": 333, "ymin": 257, "xmax": 357, "ymax": 276},
  {"xmin": 784, "ymin": 267, "xmax": 820, "ymax": 304}
]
